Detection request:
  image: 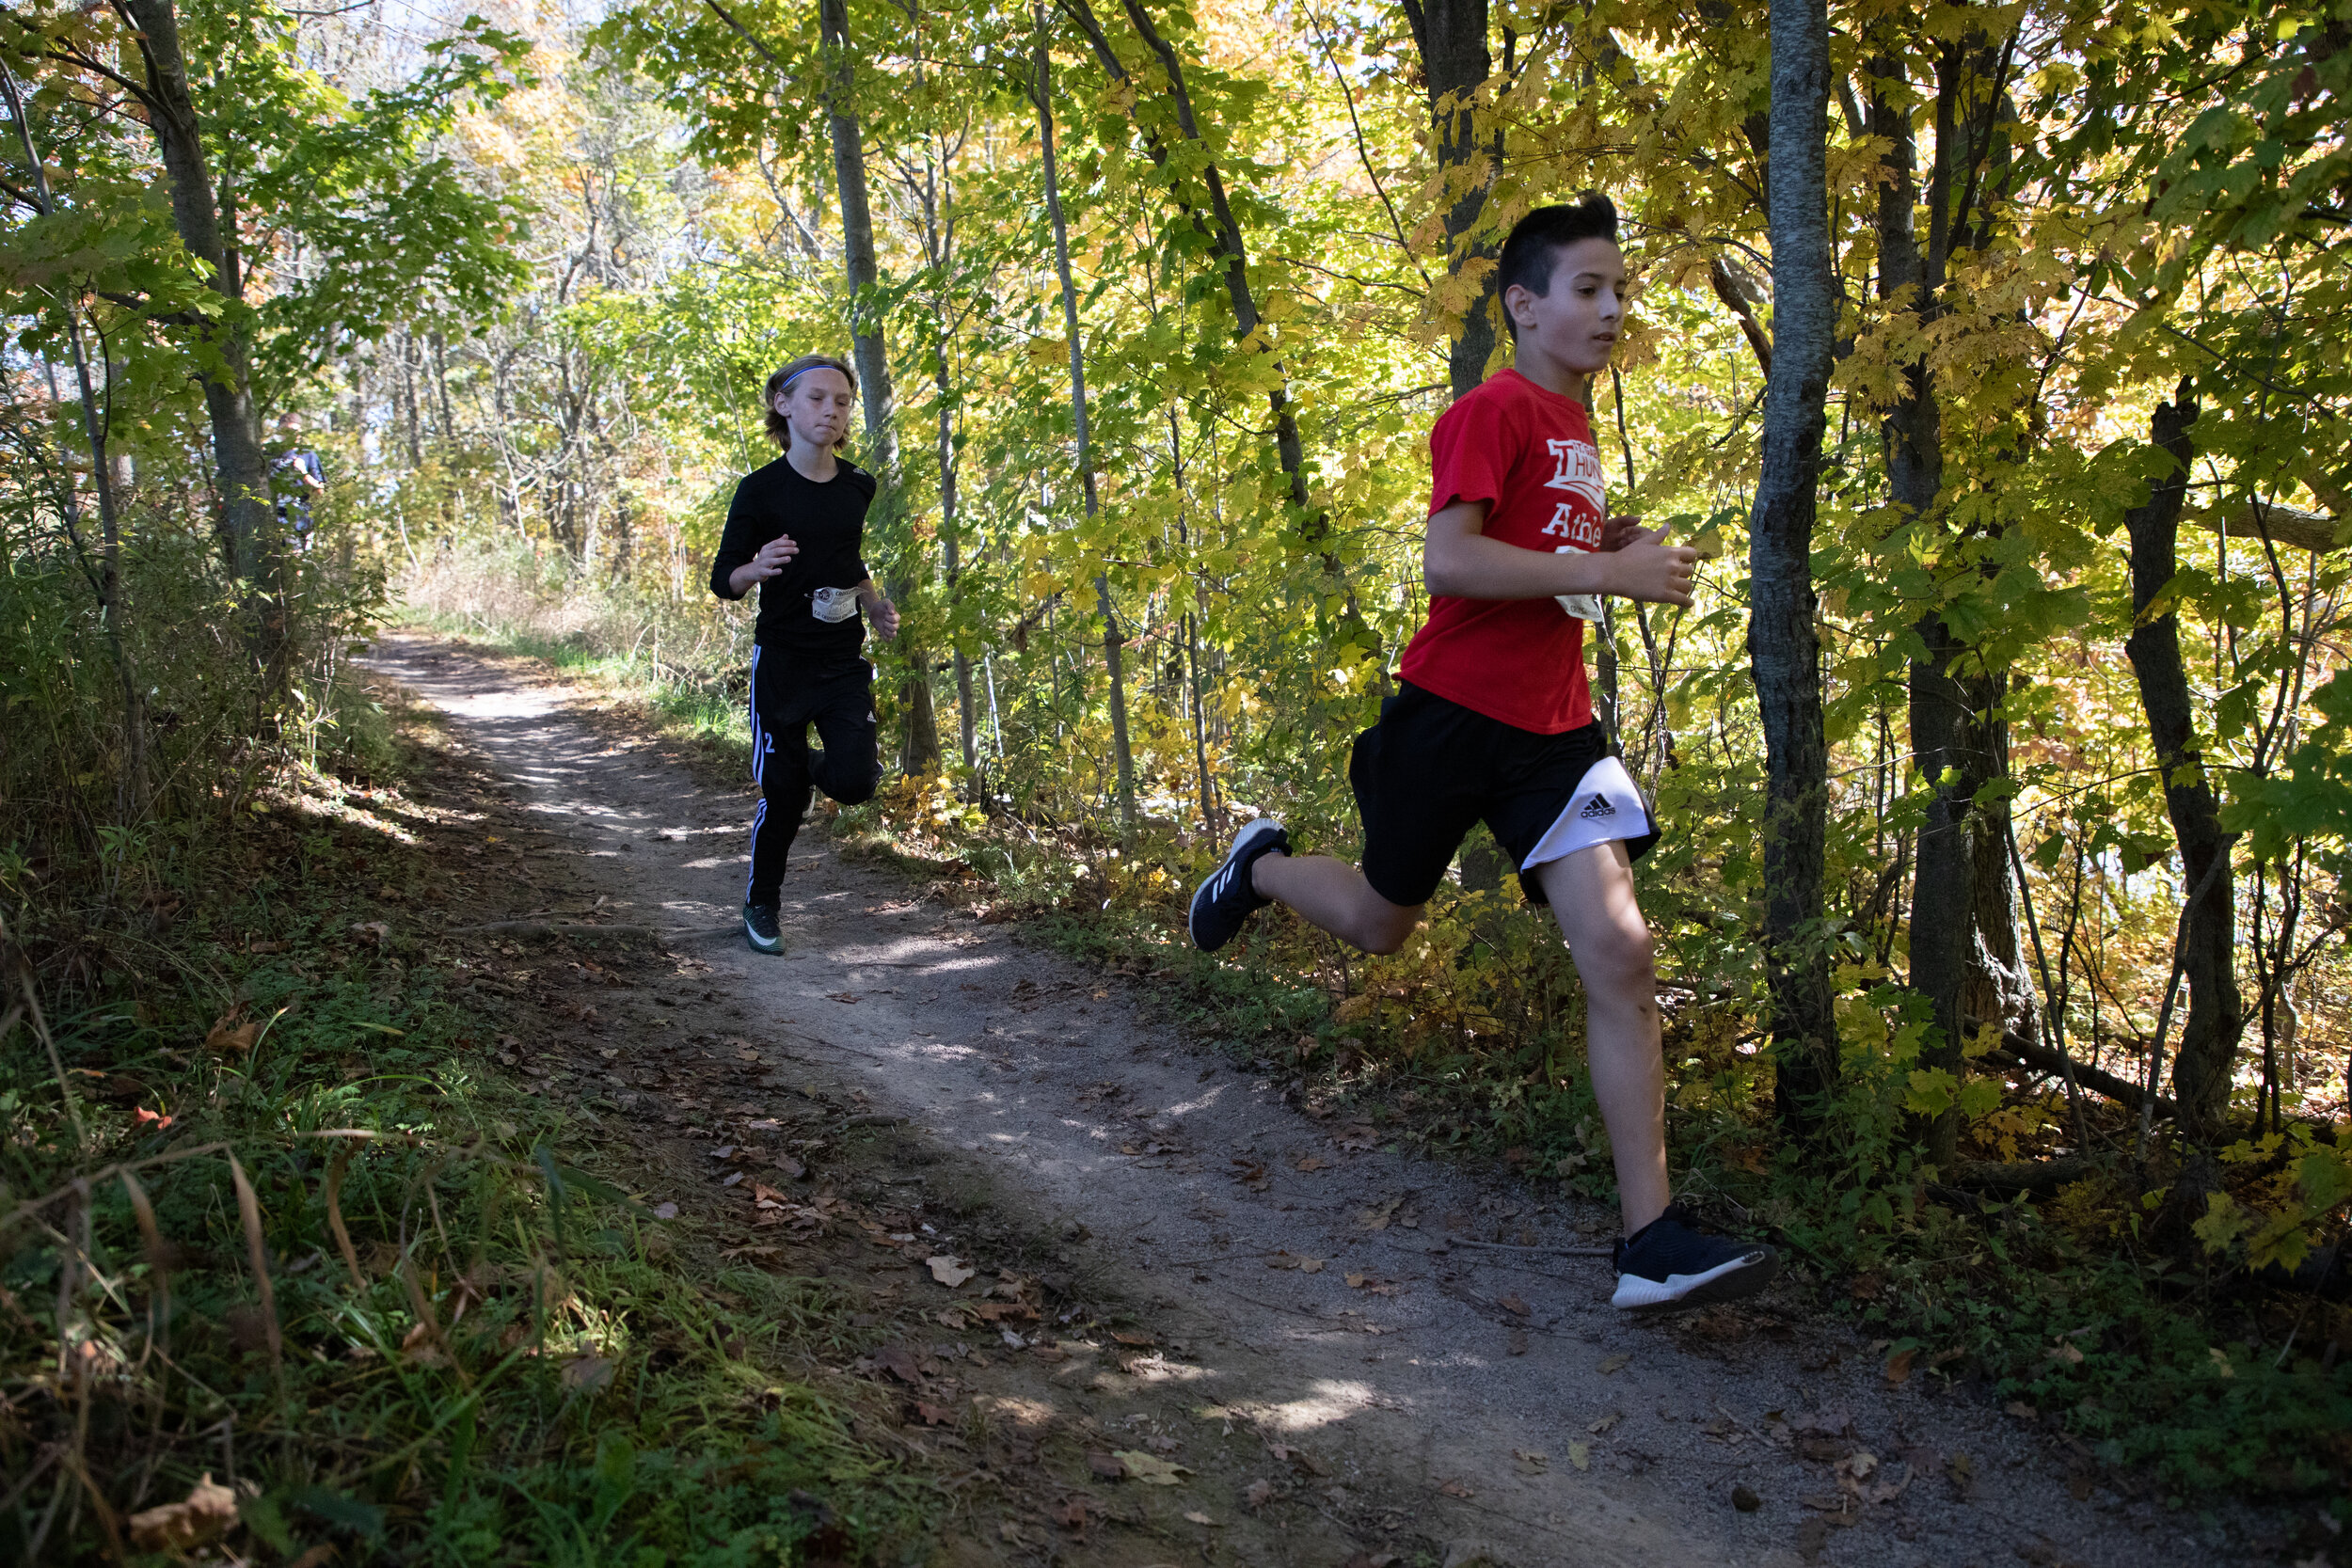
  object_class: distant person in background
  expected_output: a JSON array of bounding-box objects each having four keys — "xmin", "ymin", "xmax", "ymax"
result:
[
  {"xmin": 709, "ymin": 354, "xmax": 898, "ymax": 956},
  {"xmin": 271, "ymin": 413, "xmax": 325, "ymax": 551}
]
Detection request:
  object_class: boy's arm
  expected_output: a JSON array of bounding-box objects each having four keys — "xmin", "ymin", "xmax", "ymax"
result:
[{"xmin": 1424, "ymin": 500, "xmax": 1698, "ymax": 607}]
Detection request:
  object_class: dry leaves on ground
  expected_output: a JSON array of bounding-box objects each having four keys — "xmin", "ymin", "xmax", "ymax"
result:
[
  {"xmin": 127, "ymin": 1473, "xmax": 239, "ymax": 1553},
  {"xmin": 1597, "ymin": 1353, "xmax": 1630, "ymax": 1374},
  {"xmin": 928, "ymin": 1256, "xmax": 975, "ymax": 1287},
  {"xmin": 1113, "ymin": 1449, "xmax": 1189, "ymax": 1484}
]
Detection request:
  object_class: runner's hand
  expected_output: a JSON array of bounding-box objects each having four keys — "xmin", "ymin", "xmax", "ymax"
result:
[
  {"xmin": 739, "ymin": 535, "xmax": 798, "ymax": 584},
  {"xmin": 1604, "ymin": 524, "xmax": 1698, "ymax": 608},
  {"xmin": 1598, "ymin": 514, "xmax": 1643, "ymax": 552},
  {"xmin": 865, "ymin": 594, "xmax": 900, "ymax": 639}
]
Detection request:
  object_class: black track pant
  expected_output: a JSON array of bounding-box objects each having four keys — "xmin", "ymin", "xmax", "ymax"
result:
[{"xmin": 745, "ymin": 647, "xmax": 879, "ymax": 905}]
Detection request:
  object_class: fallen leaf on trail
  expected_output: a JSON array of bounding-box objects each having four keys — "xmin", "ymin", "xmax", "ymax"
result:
[
  {"xmin": 1358, "ymin": 1197, "xmax": 1405, "ymax": 1230},
  {"xmin": 650, "ymin": 1201, "xmax": 678, "ymax": 1220},
  {"xmin": 999, "ymin": 1520, "xmax": 1029, "ymax": 1545},
  {"xmin": 1000, "ymin": 1327, "xmax": 1028, "ymax": 1349},
  {"xmin": 1113, "ymin": 1449, "xmax": 1188, "ymax": 1484},
  {"xmin": 1050, "ymin": 1497, "xmax": 1089, "ymax": 1531},
  {"xmin": 1244, "ymin": 1479, "xmax": 1276, "ymax": 1511},
  {"xmin": 1231, "ymin": 1158, "xmax": 1271, "ymax": 1191},
  {"xmin": 2004, "ymin": 1400, "xmax": 2038, "ymax": 1420},
  {"xmin": 929, "ymin": 1256, "xmax": 976, "ymax": 1288},
  {"xmin": 910, "ymin": 1401, "xmax": 956, "ymax": 1426},
  {"xmin": 828, "ymin": 992, "xmax": 860, "ymax": 1004},
  {"xmin": 1588, "ymin": 1413, "xmax": 1622, "ymax": 1434},
  {"xmin": 1183, "ymin": 1510, "xmax": 1216, "ymax": 1526},
  {"xmin": 1267, "ymin": 1443, "xmax": 1329, "ymax": 1476},
  {"xmin": 752, "ymin": 1182, "xmax": 785, "ymax": 1204},
  {"xmin": 1513, "ymin": 1449, "xmax": 1548, "ymax": 1474},
  {"xmin": 1087, "ymin": 1451, "xmax": 1127, "ymax": 1480},
  {"xmin": 561, "ymin": 1354, "xmax": 613, "ymax": 1392},
  {"xmin": 1883, "ymin": 1347, "xmax": 1917, "ymax": 1385},
  {"xmin": 1800, "ymin": 1494, "xmax": 1851, "ymax": 1513},
  {"xmin": 870, "ymin": 1343, "xmax": 922, "ymax": 1384},
  {"xmin": 1567, "ymin": 1442, "xmax": 1591, "ymax": 1472},
  {"xmin": 205, "ymin": 1017, "xmax": 259, "ymax": 1056},
  {"xmin": 2046, "ymin": 1340, "xmax": 2085, "ymax": 1366},
  {"xmin": 719, "ymin": 1171, "xmax": 744, "ymax": 1188},
  {"xmin": 1438, "ymin": 1477, "xmax": 1475, "ymax": 1498},
  {"xmin": 708, "ymin": 1145, "xmax": 737, "ymax": 1160},
  {"xmin": 1507, "ymin": 1329, "xmax": 1529, "ymax": 1355},
  {"xmin": 127, "ymin": 1472, "xmax": 239, "ymax": 1552},
  {"xmin": 937, "ymin": 1307, "xmax": 971, "ymax": 1329},
  {"xmin": 1732, "ymin": 1483, "xmax": 1762, "ymax": 1512},
  {"xmin": 1295, "ymin": 1154, "xmax": 1328, "ymax": 1172},
  {"xmin": 1110, "ymin": 1330, "xmax": 1154, "ymax": 1347},
  {"xmin": 1500, "ymin": 1292, "xmax": 1531, "ymax": 1317},
  {"xmin": 1299, "ymin": 1258, "xmax": 1325, "ymax": 1274},
  {"xmin": 1597, "ymin": 1353, "xmax": 1630, "ymax": 1375},
  {"xmin": 1120, "ymin": 1143, "xmax": 1145, "ymax": 1156},
  {"xmin": 771, "ymin": 1154, "xmax": 806, "ymax": 1179},
  {"xmin": 1332, "ymin": 1122, "xmax": 1380, "ymax": 1151},
  {"xmin": 351, "ymin": 920, "xmax": 390, "ymax": 945}
]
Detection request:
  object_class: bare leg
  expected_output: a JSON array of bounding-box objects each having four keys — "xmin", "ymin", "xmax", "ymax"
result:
[
  {"xmin": 1250, "ymin": 853, "xmax": 1422, "ymax": 955},
  {"xmin": 1537, "ymin": 842, "xmax": 1670, "ymax": 1234}
]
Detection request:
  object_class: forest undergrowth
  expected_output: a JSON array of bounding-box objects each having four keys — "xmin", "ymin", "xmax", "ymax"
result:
[
  {"xmin": 417, "ymin": 594, "xmax": 2352, "ymax": 1511},
  {"xmin": 0, "ymin": 651, "xmax": 939, "ymax": 1562}
]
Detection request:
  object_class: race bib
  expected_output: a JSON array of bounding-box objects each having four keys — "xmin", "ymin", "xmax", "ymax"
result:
[{"xmin": 810, "ymin": 586, "xmax": 860, "ymax": 624}]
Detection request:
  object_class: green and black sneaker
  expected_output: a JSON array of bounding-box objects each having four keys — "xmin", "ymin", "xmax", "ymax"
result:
[{"xmin": 743, "ymin": 900, "xmax": 785, "ymax": 955}]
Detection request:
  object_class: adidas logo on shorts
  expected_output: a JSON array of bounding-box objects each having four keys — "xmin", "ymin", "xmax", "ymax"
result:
[{"xmin": 1579, "ymin": 794, "xmax": 1617, "ymax": 820}]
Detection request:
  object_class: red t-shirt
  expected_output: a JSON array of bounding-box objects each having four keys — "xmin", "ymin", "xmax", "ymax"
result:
[{"xmin": 1396, "ymin": 369, "xmax": 1605, "ymax": 735}]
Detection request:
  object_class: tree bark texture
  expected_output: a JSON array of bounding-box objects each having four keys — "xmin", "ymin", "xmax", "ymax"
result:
[
  {"xmin": 2123, "ymin": 396, "xmax": 2243, "ymax": 1141},
  {"xmin": 817, "ymin": 0, "xmax": 940, "ymax": 774},
  {"xmin": 119, "ymin": 0, "xmax": 282, "ymax": 676},
  {"xmin": 1745, "ymin": 0, "xmax": 1839, "ymax": 1128},
  {"xmin": 1399, "ymin": 0, "xmax": 1499, "ymax": 399},
  {"xmin": 1036, "ymin": 12, "xmax": 1137, "ymax": 839},
  {"xmin": 1876, "ymin": 38, "xmax": 2029, "ymax": 1164}
]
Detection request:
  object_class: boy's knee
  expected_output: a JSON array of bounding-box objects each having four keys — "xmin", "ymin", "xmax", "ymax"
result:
[
  {"xmin": 832, "ymin": 769, "xmax": 880, "ymax": 806},
  {"xmin": 1356, "ymin": 903, "xmax": 1421, "ymax": 956},
  {"xmin": 1584, "ymin": 925, "xmax": 1658, "ymax": 998}
]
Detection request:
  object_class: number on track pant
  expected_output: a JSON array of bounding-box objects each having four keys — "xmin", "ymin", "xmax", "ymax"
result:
[{"xmin": 745, "ymin": 646, "xmax": 880, "ymax": 905}]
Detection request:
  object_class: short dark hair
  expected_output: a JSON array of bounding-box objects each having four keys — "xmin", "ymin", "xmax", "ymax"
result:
[
  {"xmin": 764, "ymin": 354, "xmax": 857, "ymax": 448},
  {"xmin": 1496, "ymin": 194, "xmax": 1619, "ymax": 338}
]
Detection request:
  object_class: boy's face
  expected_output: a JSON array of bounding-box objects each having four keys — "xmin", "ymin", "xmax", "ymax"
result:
[{"xmin": 1505, "ymin": 237, "xmax": 1626, "ymax": 377}]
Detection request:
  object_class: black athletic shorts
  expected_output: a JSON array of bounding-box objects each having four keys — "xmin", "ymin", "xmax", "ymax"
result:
[{"xmin": 1350, "ymin": 682, "xmax": 1659, "ymax": 907}]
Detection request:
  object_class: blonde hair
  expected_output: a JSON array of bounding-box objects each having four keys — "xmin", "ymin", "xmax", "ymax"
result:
[{"xmin": 764, "ymin": 355, "xmax": 857, "ymax": 449}]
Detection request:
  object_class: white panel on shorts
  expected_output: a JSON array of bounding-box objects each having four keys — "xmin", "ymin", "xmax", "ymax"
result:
[{"xmin": 1518, "ymin": 754, "xmax": 1651, "ymax": 873}]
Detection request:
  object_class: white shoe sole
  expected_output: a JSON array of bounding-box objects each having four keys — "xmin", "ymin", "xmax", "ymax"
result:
[
  {"xmin": 1611, "ymin": 1249, "xmax": 1778, "ymax": 1310},
  {"xmin": 1188, "ymin": 818, "xmax": 1284, "ymax": 946}
]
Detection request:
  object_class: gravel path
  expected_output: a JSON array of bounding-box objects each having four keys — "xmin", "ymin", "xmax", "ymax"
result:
[{"xmin": 365, "ymin": 631, "xmax": 2247, "ymax": 1568}]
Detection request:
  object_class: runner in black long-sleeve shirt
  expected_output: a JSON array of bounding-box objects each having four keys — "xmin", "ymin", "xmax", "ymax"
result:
[{"xmin": 709, "ymin": 354, "xmax": 899, "ymax": 954}]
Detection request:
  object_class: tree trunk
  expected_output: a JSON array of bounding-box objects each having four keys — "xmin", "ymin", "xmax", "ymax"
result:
[
  {"xmin": 1035, "ymin": 8, "xmax": 1136, "ymax": 841},
  {"xmin": 119, "ymin": 0, "xmax": 283, "ymax": 680},
  {"xmin": 936, "ymin": 354, "xmax": 977, "ymax": 773},
  {"xmin": 817, "ymin": 0, "xmax": 940, "ymax": 774},
  {"xmin": 2123, "ymin": 395, "xmax": 2243, "ymax": 1142},
  {"xmin": 1399, "ymin": 0, "xmax": 1500, "ymax": 399},
  {"xmin": 1877, "ymin": 38, "xmax": 2025, "ymax": 1164},
  {"xmin": 1746, "ymin": 0, "xmax": 1839, "ymax": 1130}
]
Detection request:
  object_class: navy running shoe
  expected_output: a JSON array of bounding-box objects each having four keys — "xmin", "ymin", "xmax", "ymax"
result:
[
  {"xmin": 1611, "ymin": 1204, "xmax": 1779, "ymax": 1310},
  {"xmin": 743, "ymin": 900, "xmax": 785, "ymax": 956},
  {"xmin": 1188, "ymin": 818, "xmax": 1290, "ymax": 952}
]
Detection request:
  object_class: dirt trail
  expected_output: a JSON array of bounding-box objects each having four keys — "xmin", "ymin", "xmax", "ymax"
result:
[{"xmin": 364, "ymin": 632, "xmax": 2231, "ymax": 1568}]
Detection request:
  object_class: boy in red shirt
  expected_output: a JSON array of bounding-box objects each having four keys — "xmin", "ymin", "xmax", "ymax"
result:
[{"xmin": 1190, "ymin": 196, "xmax": 1777, "ymax": 1310}]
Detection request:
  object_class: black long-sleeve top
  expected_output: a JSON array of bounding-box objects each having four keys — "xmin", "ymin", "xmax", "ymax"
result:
[{"xmin": 708, "ymin": 454, "xmax": 877, "ymax": 654}]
